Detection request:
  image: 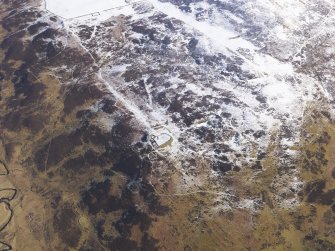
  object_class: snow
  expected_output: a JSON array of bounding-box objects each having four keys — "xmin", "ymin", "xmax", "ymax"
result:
[
  {"xmin": 186, "ymin": 83, "xmax": 212, "ymax": 96},
  {"xmin": 146, "ymin": 0, "xmax": 256, "ymax": 53},
  {"xmin": 45, "ymin": 0, "xmax": 134, "ymax": 20},
  {"xmin": 260, "ymin": 79, "xmax": 301, "ymax": 118},
  {"xmin": 144, "ymin": 0, "xmax": 298, "ymax": 80},
  {"xmin": 109, "ymin": 64, "xmax": 132, "ymax": 76},
  {"xmin": 98, "ymin": 70, "xmax": 152, "ymax": 129}
]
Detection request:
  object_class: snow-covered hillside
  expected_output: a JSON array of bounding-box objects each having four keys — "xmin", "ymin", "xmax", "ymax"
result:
[{"xmin": 41, "ymin": 0, "xmax": 335, "ymax": 210}]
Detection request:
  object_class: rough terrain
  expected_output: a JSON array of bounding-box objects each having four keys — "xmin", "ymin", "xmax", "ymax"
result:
[{"xmin": 0, "ymin": 0, "xmax": 335, "ymax": 250}]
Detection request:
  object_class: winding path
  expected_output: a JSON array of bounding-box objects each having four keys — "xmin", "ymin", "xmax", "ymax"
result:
[{"xmin": 0, "ymin": 161, "xmax": 16, "ymax": 251}]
